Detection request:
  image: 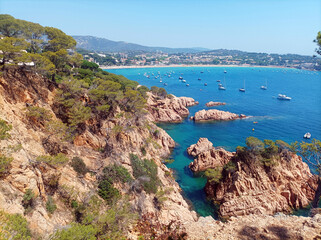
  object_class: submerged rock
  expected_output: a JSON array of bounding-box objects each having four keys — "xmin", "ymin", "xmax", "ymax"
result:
[{"xmin": 205, "ymin": 101, "xmax": 226, "ymax": 107}]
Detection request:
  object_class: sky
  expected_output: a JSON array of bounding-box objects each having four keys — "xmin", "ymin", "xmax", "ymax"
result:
[{"xmin": 1, "ymin": 0, "xmax": 320, "ymax": 55}]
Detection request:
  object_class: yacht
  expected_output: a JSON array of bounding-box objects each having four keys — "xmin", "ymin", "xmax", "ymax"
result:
[
  {"xmin": 179, "ymin": 76, "xmax": 183, "ymax": 80},
  {"xmin": 186, "ymin": 84, "xmax": 190, "ymax": 87},
  {"xmin": 182, "ymin": 79, "xmax": 186, "ymax": 83},
  {"xmin": 204, "ymin": 83, "xmax": 207, "ymax": 86},
  {"xmin": 304, "ymin": 132, "xmax": 311, "ymax": 139},
  {"xmin": 277, "ymin": 94, "xmax": 291, "ymax": 100},
  {"xmin": 224, "ymin": 70, "xmax": 227, "ymax": 73},
  {"xmin": 219, "ymin": 85, "xmax": 226, "ymax": 90},
  {"xmin": 217, "ymin": 80, "xmax": 221, "ymax": 82},
  {"xmin": 198, "ymin": 78, "xmax": 201, "ymax": 80}
]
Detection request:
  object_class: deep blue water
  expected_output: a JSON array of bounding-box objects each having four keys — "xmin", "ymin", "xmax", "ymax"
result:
[{"xmin": 106, "ymin": 67, "xmax": 321, "ymax": 217}]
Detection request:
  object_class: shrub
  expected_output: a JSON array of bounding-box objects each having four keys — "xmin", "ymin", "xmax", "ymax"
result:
[
  {"xmin": 36, "ymin": 153, "xmax": 69, "ymax": 167},
  {"xmin": 22, "ymin": 189, "xmax": 35, "ymax": 213},
  {"xmin": 262, "ymin": 139, "xmax": 278, "ymax": 159},
  {"xmin": 224, "ymin": 161, "xmax": 236, "ymax": 175},
  {"xmin": 98, "ymin": 179, "xmax": 121, "ymax": 204},
  {"xmin": 102, "ymin": 164, "xmax": 132, "ymax": 184},
  {"xmin": 0, "ymin": 153, "xmax": 13, "ymax": 178},
  {"xmin": 204, "ymin": 167, "xmax": 223, "ymax": 184},
  {"xmin": 0, "ymin": 118, "xmax": 12, "ymax": 140},
  {"xmin": 50, "ymin": 223, "xmax": 97, "ymax": 240},
  {"xmin": 71, "ymin": 157, "xmax": 88, "ymax": 176},
  {"xmin": 25, "ymin": 106, "xmax": 52, "ymax": 125},
  {"xmin": 46, "ymin": 196, "xmax": 57, "ymax": 214},
  {"xmin": 140, "ymin": 146, "xmax": 147, "ymax": 156},
  {"xmin": 130, "ymin": 154, "xmax": 160, "ymax": 194},
  {"xmin": 0, "ymin": 210, "xmax": 32, "ymax": 240},
  {"xmin": 245, "ymin": 136, "xmax": 264, "ymax": 154}
]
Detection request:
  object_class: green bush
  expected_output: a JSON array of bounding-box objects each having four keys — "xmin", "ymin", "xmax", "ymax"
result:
[
  {"xmin": 36, "ymin": 153, "xmax": 69, "ymax": 167},
  {"xmin": 130, "ymin": 154, "xmax": 160, "ymax": 194},
  {"xmin": 98, "ymin": 179, "xmax": 121, "ymax": 204},
  {"xmin": 245, "ymin": 136, "xmax": 264, "ymax": 154},
  {"xmin": 25, "ymin": 106, "xmax": 52, "ymax": 124},
  {"xmin": 204, "ymin": 167, "xmax": 223, "ymax": 184},
  {"xmin": 102, "ymin": 164, "xmax": 132, "ymax": 184},
  {"xmin": 0, "ymin": 153, "xmax": 13, "ymax": 178},
  {"xmin": 22, "ymin": 189, "xmax": 35, "ymax": 213},
  {"xmin": 50, "ymin": 223, "xmax": 97, "ymax": 240},
  {"xmin": 0, "ymin": 118, "xmax": 12, "ymax": 140},
  {"xmin": 71, "ymin": 157, "xmax": 88, "ymax": 176},
  {"xmin": 46, "ymin": 196, "xmax": 57, "ymax": 214},
  {"xmin": 0, "ymin": 210, "xmax": 32, "ymax": 240}
]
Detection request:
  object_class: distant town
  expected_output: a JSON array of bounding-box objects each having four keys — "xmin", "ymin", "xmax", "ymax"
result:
[{"xmin": 78, "ymin": 48, "xmax": 321, "ymax": 71}]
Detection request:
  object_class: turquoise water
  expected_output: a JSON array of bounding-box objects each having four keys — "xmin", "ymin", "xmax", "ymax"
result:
[{"xmin": 106, "ymin": 67, "xmax": 321, "ymax": 217}]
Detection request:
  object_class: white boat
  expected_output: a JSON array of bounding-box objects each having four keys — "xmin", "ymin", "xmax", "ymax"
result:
[
  {"xmin": 186, "ymin": 84, "xmax": 190, "ymax": 86},
  {"xmin": 224, "ymin": 70, "xmax": 227, "ymax": 73},
  {"xmin": 261, "ymin": 80, "xmax": 268, "ymax": 90},
  {"xmin": 182, "ymin": 80, "xmax": 186, "ymax": 83},
  {"xmin": 304, "ymin": 132, "xmax": 311, "ymax": 139},
  {"xmin": 239, "ymin": 80, "xmax": 245, "ymax": 92},
  {"xmin": 179, "ymin": 76, "xmax": 183, "ymax": 80},
  {"xmin": 204, "ymin": 83, "xmax": 207, "ymax": 86},
  {"xmin": 198, "ymin": 78, "xmax": 201, "ymax": 80},
  {"xmin": 277, "ymin": 94, "xmax": 291, "ymax": 100},
  {"xmin": 219, "ymin": 86, "xmax": 226, "ymax": 90}
]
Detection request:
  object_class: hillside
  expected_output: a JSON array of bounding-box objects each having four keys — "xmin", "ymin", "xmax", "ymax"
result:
[{"xmin": 72, "ymin": 35, "xmax": 210, "ymax": 53}]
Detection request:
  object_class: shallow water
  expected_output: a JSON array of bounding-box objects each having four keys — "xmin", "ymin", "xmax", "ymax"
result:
[{"xmin": 106, "ymin": 67, "xmax": 321, "ymax": 217}]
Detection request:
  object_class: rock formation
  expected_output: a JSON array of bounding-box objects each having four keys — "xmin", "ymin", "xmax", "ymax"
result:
[
  {"xmin": 187, "ymin": 138, "xmax": 234, "ymax": 172},
  {"xmin": 147, "ymin": 92, "xmax": 198, "ymax": 122},
  {"xmin": 205, "ymin": 101, "xmax": 226, "ymax": 107},
  {"xmin": 191, "ymin": 109, "xmax": 246, "ymax": 122},
  {"xmin": 205, "ymin": 149, "xmax": 318, "ymax": 218},
  {"xmin": 187, "ymin": 137, "xmax": 213, "ymax": 157}
]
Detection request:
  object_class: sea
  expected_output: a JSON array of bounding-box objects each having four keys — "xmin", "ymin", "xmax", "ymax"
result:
[{"xmin": 106, "ymin": 66, "xmax": 321, "ymax": 217}]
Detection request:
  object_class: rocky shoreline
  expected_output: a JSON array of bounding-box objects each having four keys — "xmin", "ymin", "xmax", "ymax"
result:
[{"xmin": 205, "ymin": 101, "xmax": 226, "ymax": 107}]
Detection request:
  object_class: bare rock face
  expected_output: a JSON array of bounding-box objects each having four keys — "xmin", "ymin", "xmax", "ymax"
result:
[
  {"xmin": 187, "ymin": 138, "xmax": 213, "ymax": 157},
  {"xmin": 147, "ymin": 93, "xmax": 198, "ymax": 122},
  {"xmin": 189, "ymin": 148, "xmax": 235, "ymax": 172},
  {"xmin": 191, "ymin": 109, "xmax": 246, "ymax": 121},
  {"xmin": 205, "ymin": 152, "xmax": 318, "ymax": 218},
  {"xmin": 184, "ymin": 213, "xmax": 321, "ymax": 240},
  {"xmin": 205, "ymin": 101, "xmax": 226, "ymax": 107}
]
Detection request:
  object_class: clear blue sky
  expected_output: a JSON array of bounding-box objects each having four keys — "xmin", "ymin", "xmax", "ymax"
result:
[{"xmin": 1, "ymin": 0, "xmax": 320, "ymax": 55}]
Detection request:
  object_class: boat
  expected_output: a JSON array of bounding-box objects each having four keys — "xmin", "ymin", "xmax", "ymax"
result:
[
  {"xmin": 160, "ymin": 80, "xmax": 162, "ymax": 83},
  {"xmin": 261, "ymin": 80, "xmax": 268, "ymax": 90},
  {"xmin": 200, "ymin": 71, "xmax": 204, "ymax": 73},
  {"xmin": 239, "ymin": 80, "xmax": 245, "ymax": 92},
  {"xmin": 179, "ymin": 76, "xmax": 183, "ymax": 80},
  {"xmin": 217, "ymin": 80, "xmax": 221, "ymax": 82},
  {"xmin": 218, "ymin": 83, "xmax": 222, "ymax": 86},
  {"xmin": 186, "ymin": 84, "xmax": 190, "ymax": 86},
  {"xmin": 198, "ymin": 78, "xmax": 201, "ymax": 80},
  {"xmin": 204, "ymin": 83, "xmax": 207, "ymax": 86},
  {"xmin": 182, "ymin": 80, "xmax": 186, "ymax": 83},
  {"xmin": 163, "ymin": 83, "xmax": 168, "ymax": 86},
  {"xmin": 277, "ymin": 94, "xmax": 291, "ymax": 100},
  {"xmin": 219, "ymin": 85, "xmax": 226, "ymax": 90},
  {"xmin": 253, "ymin": 122, "xmax": 258, "ymax": 124},
  {"xmin": 224, "ymin": 70, "xmax": 227, "ymax": 73},
  {"xmin": 304, "ymin": 132, "xmax": 311, "ymax": 139}
]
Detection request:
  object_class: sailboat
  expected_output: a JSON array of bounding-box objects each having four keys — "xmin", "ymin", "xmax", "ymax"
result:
[
  {"xmin": 219, "ymin": 76, "xmax": 226, "ymax": 90},
  {"xmin": 239, "ymin": 80, "xmax": 245, "ymax": 92},
  {"xmin": 261, "ymin": 80, "xmax": 267, "ymax": 90}
]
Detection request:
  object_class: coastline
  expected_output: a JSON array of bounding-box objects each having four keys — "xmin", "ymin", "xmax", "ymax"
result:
[{"xmin": 101, "ymin": 64, "xmax": 294, "ymax": 70}]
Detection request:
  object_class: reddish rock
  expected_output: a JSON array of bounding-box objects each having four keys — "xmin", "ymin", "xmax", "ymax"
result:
[
  {"xmin": 147, "ymin": 92, "xmax": 198, "ymax": 122},
  {"xmin": 192, "ymin": 109, "xmax": 245, "ymax": 122},
  {"xmin": 187, "ymin": 138, "xmax": 213, "ymax": 157}
]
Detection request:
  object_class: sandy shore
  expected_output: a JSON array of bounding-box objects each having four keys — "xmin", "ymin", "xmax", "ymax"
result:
[{"xmin": 101, "ymin": 64, "xmax": 292, "ymax": 70}]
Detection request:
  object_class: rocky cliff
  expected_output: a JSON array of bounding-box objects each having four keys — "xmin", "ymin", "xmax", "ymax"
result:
[
  {"xmin": 200, "ymin": 140, "xmax": 318, "ymax": 218},
  {"xmin": 0, "ymin": 69, "xmax": 198, "ymax": 238},
  {"xmin": 147, "ymin": 92, "xmax": 198, "ymax": 122},
  {"xmin": 191, "ymin": 109, "xmax": 246, "ymax": 121},
  {"xmin": 1, "ymin": 69, "xmax": 320, "ymax": 239}
]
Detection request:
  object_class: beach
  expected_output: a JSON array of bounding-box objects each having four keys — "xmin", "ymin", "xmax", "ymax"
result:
[{"xmin": 101, "ymin": 64, "xmax": 291, "ymax": 70}]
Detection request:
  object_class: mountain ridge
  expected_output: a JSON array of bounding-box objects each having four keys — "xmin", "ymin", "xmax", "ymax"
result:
[{"xmin": 73, "ymin": 35, "xmax": 211, "ymax": 53}]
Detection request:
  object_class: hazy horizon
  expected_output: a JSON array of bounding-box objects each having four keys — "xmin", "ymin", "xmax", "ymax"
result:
[{"xmin": 1, "ymin": 0, "xmax": 320, "ymax": 55}]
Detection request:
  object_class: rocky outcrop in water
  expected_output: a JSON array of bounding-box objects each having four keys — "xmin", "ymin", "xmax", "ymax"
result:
[
  {"xmin": 147, "ymin": 92, "xmax": 198, "ymax": 122},
  {"xmin": 191, "ymin": 109, "xmax": 246, "ymax": 122},
  {"xmin": 205, "ymin": 101, "xmax": 226, "ymax": 107},
  {"xmin": 187, "ymin": 138, "xmax": 234, "ymax": 172},
  {"xmin": 205, "ymin": 148, "xmax": 318, "ymax": 218}
]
